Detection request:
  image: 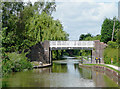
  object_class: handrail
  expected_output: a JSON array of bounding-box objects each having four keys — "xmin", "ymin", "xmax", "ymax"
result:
[{"xmin": 50, "ymin": 41, "xmax": 94, "ymax": 48}]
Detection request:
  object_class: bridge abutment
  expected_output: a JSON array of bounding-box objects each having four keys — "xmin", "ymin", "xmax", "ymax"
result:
[
  {"xmin": 93, "ymin": 40, "xmax": 107, "ymax": 63},
  {"xmin": 43, "ymin": 40, "xmax": 51, "ymax": 64}
]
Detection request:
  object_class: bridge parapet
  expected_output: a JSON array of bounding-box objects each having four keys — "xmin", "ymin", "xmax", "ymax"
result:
[{"xmin": 50, "ymin": 41, "xmax": 95, "ymax": 48}]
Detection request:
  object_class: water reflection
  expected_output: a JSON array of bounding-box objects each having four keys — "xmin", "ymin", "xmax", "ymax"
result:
[
  {"xmin": 79, "ymin": 67, "xmax": 92, "ymax": 79},
  {"xmin": 2, "ymin": 58, "xmax": 119, "ymax": 87},
  {"xmin": 52, "ymin": 63, "xmax": 67, "ymax": 73}
]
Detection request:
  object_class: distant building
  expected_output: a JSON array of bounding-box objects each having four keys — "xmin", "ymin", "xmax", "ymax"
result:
[{"xmin": 118, "ymin": 1, "xmax": 120, "ymax": 21}]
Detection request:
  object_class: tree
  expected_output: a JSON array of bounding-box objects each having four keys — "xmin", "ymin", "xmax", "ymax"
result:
[
  {"xmin": 1, "ymin": 1, "xmax": 58, "ymax": 52},
  {"xmin": 2, "ymin": 1, "xmax": 69, "ymax": 75},
  {"xmin": 2, "ymin": 2, "xmax": 25, "ymax": 52},
  {"xmin": 79, "ymin": 33, "xmax": 92, "ymax": 41},
  {"xmin": 2, "ymin": 2, "xmax": 24, "ymax": 29},
  {"xmin": 25, "ymin": 12, "xmax": 69, "ymax": 43},
  {"xmin": 84, "ymin": 34, "xmax": 101, "ymax": 41},
  {"xmin": 117, "ymin": 29, "xmax": 120, "ymax": 47},
  {"xmin": 101, "ymin": 17, "xmax": 120, "ymax": 43}
]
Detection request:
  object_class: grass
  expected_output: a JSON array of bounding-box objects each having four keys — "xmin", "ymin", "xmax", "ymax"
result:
[
  {"xmin": 83, "ymin": 64, "xmax": 120, "ymax": 74},
  {"xmin": 104, "ymin": 48, "xmax": 118, "ymax": 65},
  {"xmin": 112, "ymin": 63, "xmax": 120, "ymax": 67}
]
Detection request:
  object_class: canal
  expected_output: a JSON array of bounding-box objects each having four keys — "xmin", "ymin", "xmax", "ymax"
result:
[{"xmin": 2, "ymin": 57, "xmax": 118, "ymax": 87}]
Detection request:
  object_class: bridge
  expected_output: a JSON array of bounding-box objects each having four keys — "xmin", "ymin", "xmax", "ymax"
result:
[
  {"xmin": 43, "ymin": 40, "xmax": 107, "ymax": 64},
  {"xmin": 50, "ymin": 41, "xmax": 94, "ymax": 50}
]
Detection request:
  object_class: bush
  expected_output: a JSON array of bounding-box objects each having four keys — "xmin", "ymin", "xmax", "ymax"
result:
[
  {"xmin": 103, "ymin": 41, "xmax": 118, "ymax": 65},
  {"xmin": 104, "ymin": 56, "xmax": 110, "ymax": 64},
  {"xmin": 103, "ymin": 47, "xmax": 118, "ymax": 65},
  {"xmin": 2, "ymin": 52, "xmax": 33, "ymax": 76},
  {"xmin": 107, "ymin": 41, "xmax": 118, "ymax": 48}
]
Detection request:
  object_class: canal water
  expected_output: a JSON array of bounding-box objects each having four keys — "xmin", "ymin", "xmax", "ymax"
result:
[{"xmin": 2, "ymin": 57, "xmax": 119, "ymax": 87}]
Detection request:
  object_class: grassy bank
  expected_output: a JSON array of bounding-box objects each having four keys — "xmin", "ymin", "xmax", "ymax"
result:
[
  {"xmin": 83, "ymin": 64, "xmax": 120, "ymax": 74},
  {"xmin": 103, "ymin": 41, "xmax": 119, "ymax": 67}
]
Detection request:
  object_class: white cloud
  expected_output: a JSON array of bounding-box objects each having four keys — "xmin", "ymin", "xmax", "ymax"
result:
[
  {"xmin": 52, "ymin": 1, "xmax": 118, "ymax": 40},
  {"xmin": 55, "ymin": 0, "xmax": 119, "ymax": 3}
]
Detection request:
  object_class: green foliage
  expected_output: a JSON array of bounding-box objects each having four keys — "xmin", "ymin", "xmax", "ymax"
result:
[
  {"xmin": 117, "ymin": 29, "xmax": 120, "ymax": 47},
  {"xmin": 101, "ymin": 17, "xmax": 120, "ymax": 43},
  {"xmin": 2, "ymin": 52, "xmax": 33, "ymax": 76},
  {"xmin": 26, "ymin": 12, "xmax": 68, "ymax": 43},
  {"xmin": 101, "ymin": 18, "xmax": 112, "ymax": 43},
  {"xmin": 80, "ymin": 50, "xmax": 91, "ymax": 56},
  {"xmin": 107, "ymin": 41, "xmax": 118, "ymax": 48},
  {"xmin": 101, "ymin": 17, "xmax": 120, "ymax": 65},
  {"xmin": 103, "ymin": 47, "xmax": 118, "ymax": 65},
  {"xmin": 2, "ymin": 1, "xmax": 69, "ymax": 76},
  {"xmin": 2, "ymin": 1, "xmax": 68, "ymax": 52},
  {"xmin": 79, "ymin": 33, "xmax": 92, "ymax": 41},
  {"xmin": 84, "ymin": 35, "xmax": 101, "ymax": 41},
  {"xmin": 73, "ymin": 50, "xmax": 81, "ymax": 56},
  {"xmin": 103, "ymin": 41, "xmax": 118, "ymax": 65},
  {"xmin": 52, "ymin": 50, "xmax": 63, "ymax": 60},
  {"xmin": 2, "ymin": 2, "xmax": 24, "ymax": 28},
  {"xmin": 117, "ymin": 29, "xmax": 120, "ymax": 66},
  {"xmin": 79, "ymin": 33, "xmax": 101, "ymax": 41}
]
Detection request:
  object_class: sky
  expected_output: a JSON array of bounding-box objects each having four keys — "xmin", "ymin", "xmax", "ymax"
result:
[{"xmin": 24, "ymin": 0, "xmax": 119, "ymax": 40}]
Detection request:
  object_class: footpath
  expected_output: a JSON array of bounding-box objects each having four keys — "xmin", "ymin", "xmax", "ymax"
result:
[
  {"xmin": 103, "ymin": 64, "xmax": 120, "ymax": 71},
  {"xmin": 82, "ymin": 58, "xmax": 120, "ymax": 71}
]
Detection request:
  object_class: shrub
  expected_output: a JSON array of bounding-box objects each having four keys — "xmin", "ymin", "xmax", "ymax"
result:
[
  {"xmin": 2, "ymin": 52, "xmax": 33, "ymax": 76},
  {"xmin": 103, "ymin": 47, "xmax": 118, "ymax": 65},
  {"xmin": 107, "ymin": 41, "xmax": 118, "ymax": 48}
]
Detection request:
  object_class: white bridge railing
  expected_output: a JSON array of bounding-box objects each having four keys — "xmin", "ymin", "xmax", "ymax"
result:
[{"xmin": 50, "ymin": 41, "xmax": 95, "ymax": 48}]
